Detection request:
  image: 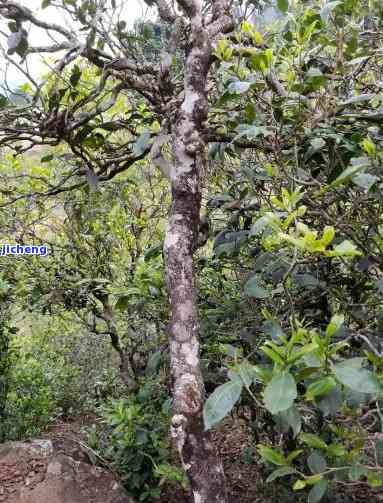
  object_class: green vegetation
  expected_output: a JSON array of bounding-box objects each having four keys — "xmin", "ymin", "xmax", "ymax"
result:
[{"xmin": 0, "ymin": 1, "xmax": 383, "ymax": 502}]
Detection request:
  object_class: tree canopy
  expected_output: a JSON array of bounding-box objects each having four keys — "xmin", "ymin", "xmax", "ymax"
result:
[{"xmin": 0, "ymin": 1, "xmax": 383, "ymax": 503}]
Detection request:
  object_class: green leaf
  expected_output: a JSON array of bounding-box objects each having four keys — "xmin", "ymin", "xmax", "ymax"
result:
[
  {"xmin": 261, "ymin": 345, "xmax": 285, "ymax": 366},
  {"xmin": 7, "ymin": 29, "xmax": 29, "ymax": 57},
  {"xmin": 145, "ymin": 351, "xmax": 162, "ymax": 376},
  {"xmin": 144, "ymin": 244, "xmax": 162, "ymax": 261},
  {"xmin": 318, "ymin": 386, "xmax": 343, "ymax": 416},
  {"xmin": 333, "ymin": 362, "xmax": 382, "ymax": 394},
  {"xmin": 114, "ymin": 295, "xmax": 130, "ymax": 311},
  {"xmin": 308, "ymin": 451, "xmax": 327, "ymax": 474},
  {"xmin": 70, "ymin": 64, "xmax": 82, "ymax": 87},
  {"xmin": 40, "ymin": 154, "xmax": 54, "ymax": 163},
  {"xmin": 288, "ymin": 343, "xmax": 318, "ymax": 364},
  {"xmin": 331, "ymin": 157, "xmax": 370, "ymax": 187},
  {"xmin": 353, "ymin": 173, "xmax": 378, "ymax": 191},
  {"xmin": 244, "ymin": 276, "xmax": 270, "ymax": 299},
  {"xmin": 340, "ymin": 94, "xmax": 375, "ymax": 106},
  {"xmin": 348, "ymin": 465, "xmax": 367, "ymax": 481},
  {"xmin": 326, "ymin": 240, "xmax": 361, "ymax": 257},
  {"xmin": 0, "ymin": 94, "xmax": 8, "ymax": 109},
  {"xmin": 203, "ymin": 379, "xmax": 243, "ymax": 430},
  {"xmin": 264, "ymin": 371, "xmax": 297, "ymax": 414},
  {"xmin": 277, "ymin": 0, "xmax": 289, "ymax": 13},
  {"xmin": 249, "ymin": 213, "xmax": 278, "ymax": 236},
  {"xmin": 306, "ymin": 377, "xmax": 336, "ymax": 401},
  {"xmin": 42, "ymin": 0, "xmax": 51, "ymax": 8},
  {"xmin": 320, "ymin": 1, "xmax": 342, "ymax": 22},
  {"xmin": 228, "ymin": 81, "xmax": 251, "ymax": 94},
  {"xmin": 266, "ymin": 466, "xmax": 296, "ymax": 482},
  {"xmin": 286, "ymin": 449, "xmax": 303, "ymax": 464},
  {"xmin": 367, "ymin": 470, "xmax": 383, "ymax": 487},
  {"xmin": 326, "ymin": 314, "xmax": 344, "ymax": 338},
  {"xmin": 275, "ymin": 405, "xmax": 302, "ymax": 438},
  {"xmin": 300, "ymin": 433, "xmax": 328, "ymax": 450},
  {"xmin": 237, "ymin": 362, "xmax": 259, "ymax": 387},
  {"xmin": 293, "ymin": 479, "xmax": 306, "ymax": 490},
  {"xmin": 308, "ymin": 478, "xmax": 328, "ymax": 503},
  {"xmin": 133, "ymin": 129, "xmax": 151, "ymax": 156},
  {"xmin": 257, "ymin": 445, "xmax": 287, "ymax": 466},
  {"xmin": 376, "ymin": 439, "xmax": 383, "ymax": 465},
  {"xmin": 327, "ymin": 443, "xmax": 346, "ymax": 457},
  {"xmin": 235, "ymin": 124, "xmax": 272, "ymax": 141},
  {"xmin": 263, "ymin": 319, "xmax": 285, "ymax": 341}
]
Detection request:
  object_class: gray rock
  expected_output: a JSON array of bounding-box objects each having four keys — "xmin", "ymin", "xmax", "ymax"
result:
[{"xmin": 0, "ymin": 438, "xmax": 134, "ymax": 503}]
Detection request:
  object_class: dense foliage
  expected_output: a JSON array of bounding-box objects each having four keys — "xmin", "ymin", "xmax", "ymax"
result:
[{"xmin": 0, "ymin": 1, "xmax": 383, "ymax": 502}]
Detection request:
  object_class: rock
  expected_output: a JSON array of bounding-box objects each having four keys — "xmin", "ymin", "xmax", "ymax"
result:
[{"xmin": 0, "ymin": 438, "xmax": 134, "ymax": 503}]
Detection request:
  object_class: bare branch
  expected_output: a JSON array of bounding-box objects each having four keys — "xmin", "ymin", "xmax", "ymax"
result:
[{"xmin": 0, "ymin": 0, "xmax": 75, "ymax": 41}]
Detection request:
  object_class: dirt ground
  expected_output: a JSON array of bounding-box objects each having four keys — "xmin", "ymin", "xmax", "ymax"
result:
[{"xmin": 2, "ymin": 416, "xmax": 382, "ymax": 503}]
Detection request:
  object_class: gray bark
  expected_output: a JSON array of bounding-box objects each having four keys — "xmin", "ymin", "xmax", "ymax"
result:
[{"xmin": 163, "ymin": 6, "xmax": 228, "ymax": 503}]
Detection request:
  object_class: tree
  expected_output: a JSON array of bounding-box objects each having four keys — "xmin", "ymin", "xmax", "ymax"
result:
[
  {"xmin": 0, "ymin": 1, "xmax": 234, "ymax": 500},
  {"xmin": 2, "ymin": 1, "xmax": 383, "ymax": 501}
]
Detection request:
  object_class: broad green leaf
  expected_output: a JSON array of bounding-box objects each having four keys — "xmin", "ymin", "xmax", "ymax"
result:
[
  {"xmin": 257, "ymin": 445, "xmax": 287, "ymax": 466},
  {"xmin": 263, "ymin": 319, "xmax": 285, "ymax": 341},
  {"xmin": 340, "ymin": 94, "xmax": 376, "ymax": 106},
  {"xmin": 367, "ymin": 470, "xmax": 383, "ymax": 487},
  {"xmin": 326, "ymin": 314, "xmax": 344, "ymax": 338},
  {"xmin": 70, "ymin": 64, "xmax": 82, "ymax": 87},
  {"xmin": 235, "ymin": 124, "xmax": 272, "ymax": 140},
  {"xmin": 275, "ymin": 405, "xmax": 301, "ymax": 438},
  {"xmin": 308, "ymin": 451, "xmax": 327, "ymax": 474},
  {"xmin": 333, "ymin": 362, "xmax": 382, "ymax": 394},
  {"xmin": 203, "ymin": 379, "xmax": 243, "ymax": 430},
  {"xmin": 293, "ymin": 479, "xmax": 306, "ymax": 490},
  {"xmin": 354, "ymin": 173, "xmax": 378, "ymax": 191},
  {"xmin": 360, "ymin": 137, "xmax": 376, "ymax": 156},
  {"xmin": 133, "ymin": 129, "xmax": 151, "ymax": 156},
  {"xmin": 264, "ymin": 371, "xmax": 297, "ymax": 414},
  {"xmin": 145, "ymin": 351, "xmax": 162, "ymax": 376},
  {"xmin": 249, "ymin": 213, "xmax": 278, "ymax": 236},
  {"xmin": 308, "ymin": 478, "xmax": 328, "ymax": 503},
  {"xmin": 228, "ymin": 81, "xmax": 251, "ymax": 94},
  {"xmin": 144, "ymin": 244, "xmax": 162, "ymax": 261},
  {"xmin": 376, "ymin": 439, "xmax": 383, "ymax": 465},
  {"xmin": 286, "ymin": 449, "xmax": 303, "ymax": 463},
  {"xmin": 7, "ymin": 29, "xmax": 28, "ymax": 57},
  {"xmin": 277, "ymin": 0, "xmax": 289, "ymax": 13},
  {"xmin": 331, "ymin": 157, "xmax": 370, "ymax": 187},
  {"xmin": 215, "ymin": 241, "xmax": 237, "ymax": 257},
  {"xmin": 114, "ymin": 295, "xmax": 130, "ymax": 311},
  {"xmin": 306, "ymin": 377, "xmax": 336, "ymax": 401},
  {"xmin": 261, "ymin": 345, "xmax": 285, "ymax": 365},
  {"xmin": 0, "ymin": 94, "xmax": 8, "ymax": 109},
  {"xmin": 266, "ymin": 466, "xmax": 296, "ymax": 482},
  {"xmin": 327, "ymin": 443, "xmax": 346, "ymax": 457},
  {"xmin": 244, "ymin": 276, "xmax": 270, "ymax": 299},
  {"xmin": 288, "ymin": 342, "xmax": 318, "ymax": 364},
  {"xmin": 237, "ymin": 362, "xmax": 258, "ymax": 387},
  {"xmin": 300, "ymin": 433, "xmax": 328, "ymax": 450},
  {"xmin": 349, "ymin": 465, "xmax": 368, "ymax": 481},
  {"xmin": 326, "ymin": 240, "xmax": 360, "ymax": 257},
  {"xmin": 310, "ymin": 137, "xmax": 326, "ymax": 151},
  {"xmin": 320, "ymin": 1, "xmax": 342, "ymax": 22}
]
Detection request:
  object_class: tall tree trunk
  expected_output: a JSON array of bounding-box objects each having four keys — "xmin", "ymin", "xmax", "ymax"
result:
[
  {"xmin": 164, "ymin": 10, "xmax": 228, "ymax": 503},
  {"xmin": 0, "ymin": 309, "xmax": 10, "ymax": 443}
]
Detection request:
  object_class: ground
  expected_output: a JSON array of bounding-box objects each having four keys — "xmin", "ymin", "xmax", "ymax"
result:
[{"xmin": 1, "ymin": 416, "xmax": 382, "ymax": 503}]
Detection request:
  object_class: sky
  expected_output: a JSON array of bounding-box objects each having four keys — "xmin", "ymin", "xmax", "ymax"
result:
[{"xmin": 0, "ymin": 0, "xmax": 154, "ymax": 89}]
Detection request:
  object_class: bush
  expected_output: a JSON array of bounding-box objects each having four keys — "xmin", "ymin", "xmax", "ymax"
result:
[{"xmin": 86, "ymin": 380, "xmax": 186, "ymax": 501}]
